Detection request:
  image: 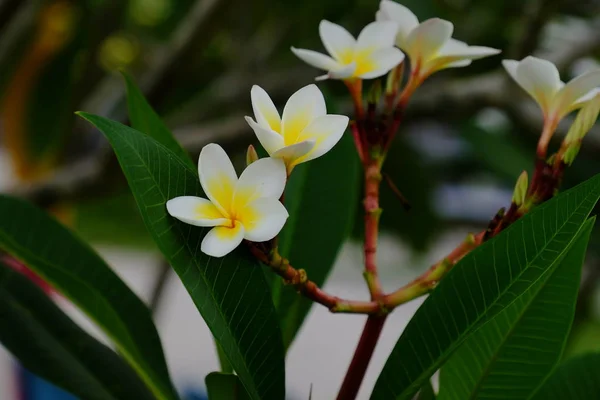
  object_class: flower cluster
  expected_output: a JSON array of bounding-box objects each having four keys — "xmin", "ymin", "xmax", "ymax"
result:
[{"xmin": 166, "ymin": 0, "xmax": 600, "ymax": 258}]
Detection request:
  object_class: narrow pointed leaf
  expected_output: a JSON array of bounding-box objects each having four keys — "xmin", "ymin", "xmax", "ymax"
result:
[
  {"xmin": 123, "ymin": 72, "xmax": 194, "ymax": 169},
  {"xmin": 0, "ymin": 196, "xmax": 178, "ymax": 400},
  {"xmin": 370, "ymin": 174, "xmax": 600, "ymax": 400},
  {"xmin": 438, "ymin": 217, "xmax": 594, "ymax": 400},
  {"xmin": 274, "ymin": 133, "xmax": 360, "ymax": 348},
  {"xmin": 205, "ymin": 372, "xmax": 251, "ymax": 400},
  {"xmin": 0, "ymin": 261, "xmax": 154, "ymax": 400},
  {"xmin": 78, "ymin": 113, "xmax": 285, "ymax": 400},
  {"xmin": 531, "ymin": 352, "xmax": 600, "ymax": 399}
]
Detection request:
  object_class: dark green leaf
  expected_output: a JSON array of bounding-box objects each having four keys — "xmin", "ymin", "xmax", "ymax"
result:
[
  {"xmin": 205, "ymin": 372, "xmax": 251, "ymax": 400},
  {"xmin": 0, "ymin": 261, "xmax": 154, "ymax": 400},
  {"xmin": 274, "ymin": 133, "xmax": 360, "ymax": 348},
  {"xmin": 78, "ymin": 113, "xmax": 285, "ymax": 400},
  {"xmin": 417, "ymin": 380, "xmax": 436, "ymax": 400},
  {"xmin": 123, "ymin": 71, "xmax": 194, "ymax": 169},
  {"xmin": 370, "ymin": 174, "xmax": 600, "ymax": 400},
  {"xmin": 438, "ymin": 217, "xmax": 594, "ymax": 400},
  {"xmin": 531, "ymin": 352, "xmax": 600, "ymax": 399},
  {"xmin": 0, "ymin": 196, "xmax": 178, "ymax": 400},
  {"xmin": 74, "ymin": 192, "xmax": 155, "ymax": 249}
]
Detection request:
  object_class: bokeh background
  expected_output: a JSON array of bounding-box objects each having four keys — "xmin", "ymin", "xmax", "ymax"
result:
[{"xmin": 1, "ymin": 0, "xmax": 600, "ymax": 398}]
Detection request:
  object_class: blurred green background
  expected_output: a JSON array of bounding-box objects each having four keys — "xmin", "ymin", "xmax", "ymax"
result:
[{"xmin": 1, "ymin": 0, "xmax": 600, "ymax": 365}]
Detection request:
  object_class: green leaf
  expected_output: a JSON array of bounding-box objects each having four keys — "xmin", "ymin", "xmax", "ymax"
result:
[
  {"xmin": 0, "ymin": 261, "xmax": 154, "ymax": 400},
  {"xmin": 438, "ymin": 217, "xmax": 594, "ymax": 400},
  {"xmin": 123, "ymin": 71, "xmax": 194, "ymax": 169},
  {"xmin": 274, "ymin": 133, "xmax": 360, "ymax": 348},
  {"xmin": 74, "ymin": 192, "xmax": 155, "ymax": 249},
  {"xmin": 370, "ymin": 174, "xmax": 600, "ymax": 400},
  {"xmin": 417, "ymin": 380, "xmax": 436, "ymax": 400},
  {"xmin": 0, "ymin": 196, "xmax": 178, "ymax": 400},
  {"xmin": 78, "ymin": 112, "xmax": 285, "ymax": 400},
  {"xmin": 205, "ymin": 372, "xmax": 251, "ymax": 400},
  {"xmin": 531, "ymin": 352, "xmax": 600, "ymax": 399}
]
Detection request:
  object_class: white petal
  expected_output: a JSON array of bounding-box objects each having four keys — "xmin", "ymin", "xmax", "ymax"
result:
[
  {"xmin": 272, "ymin": 140, "xmax": 316, "ymax": 168},
  {"xmin": 405, "ymin": 18, "xmax": 453, "ymax": 62},
  {"xmin": 198, "ymin": 143, "xmax": 237, "ymax": 217},
  {"xmin": 201, "ymin": 222, "xmax": 245, "ymax": 258},
  {"xmin": 319, "ymin": 20, "xmax": 356, "ymax": 64},
  {"xmin": 290, "ymin": 47, "xmax": 341, "ymax": 72},
  {"xmin": 355, "ymin": 21, "xmax": 398, "ymax": 53},
  {"xmin": 238, "ymin": 197, "xmax": 289, "ymax": 242},
  {"xmin": 250, "ymin": 85, "xmax": 281, "ymax": 132},
  {"xmin": 281, "ymin": 84, "xmax": 326, "ymax": 144},
  {"xmin": 296, "ymin": 115, "xmax": 349, "ymax": 163},
  {"xmin": 327, "ymin": 62, "xmax": 357, "ymax": 79},
  {"xmin": 438, "ymin": 39, "xmax": 500, "ymax": 59},
  {"xmin": 166, "ymin": 196, "xmax": 229, "ymax": 227},
  {"xmin": 378, "ymin": 0, "xmax": 419, "ymax": 47},
  {"xmin": 555, "ymin": 69, "xmax": 600, "ymax": 114},
  {"xmin": 573, "ymin": 87, "xmax": 600, "ymax": 108},
  {"xmin": 233, "ymin": 157, "xmax": 286, "ymax": 210},
  {"xmin": 515, "ymin": 56, "xmax": 563, "ymax": 115},
  {"xmin": 426, "ymin": 41, "xmax": 499, "ymax": 73},
  {"xmin": 502, "ymin": 59, "xmax": 519, "ymax": 83},
  {"xmin": 356, "ymin": 47, "xmax": 405, "ymax": 79},
  {"xmin": 245, "ymin": 116, "xmax": 284, "ymax": 155}
]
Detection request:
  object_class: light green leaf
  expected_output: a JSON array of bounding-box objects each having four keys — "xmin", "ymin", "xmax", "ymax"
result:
[
  {"xmin": 274, "ymin": 133, "xmax": 360, "ymax": 348},
  {"xmin": 0, "ymin": 196, "xmax": 178, "ymax": 400},
  {"xmin": 78, "ymin": 113, "xmax": 285, "ymax": 400},
  {"xmin": 531, "ymin": 352, "xmax": 600, "ymax": 399},
  {"xmin": 438, "ymin": 217, "xmax": 594, "ymax": 400},
  {"xmin": 0, "ymin": 261, "xmax": 154, "ymax": 400},
  {"xmin": 123, "ymin": 71, "xmax": 194, "ymax": 169},
  {"xmin": 205, "ymin": 372, "xmax": 251, "ymax": 400},
  {"xmin": 370, "ymin": 174, "xmax": 600, "ymax": 400}
]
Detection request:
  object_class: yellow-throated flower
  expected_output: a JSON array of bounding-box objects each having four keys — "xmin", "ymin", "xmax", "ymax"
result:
[
  {"xmin": 245, "ymin": 84, "xmax": 349, "ymax": 172},
  {"xmin": 376, "ymin": 0, "xmax": 500, "ymax": 78},
  {"xmin": 502, "ymin": 56, "xmax": 600, "ymax": 122},
  {"xmin": 166, "ymin": 144, "xmax": 288, "ymax": 258},
  {"xmin": 291, "ymin": 20, "xmax": 404, "ymax": 81}
]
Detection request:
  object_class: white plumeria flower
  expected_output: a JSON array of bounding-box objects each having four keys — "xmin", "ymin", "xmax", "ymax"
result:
[
  {"xmin": 376, "ymin": 0, "xmax": 500, "ymax": 78},
  {"xmin": 502, "ymin": 56, "xmax": 600, "ymax": 122},
  {"xmin": 166, "ymin": 144, "xmax": 288, "ymax": 258},
  {"xmin": 291, "ymin": 20, "xmax": 405, "ymax": 81},
  {"xmin": 245, "ymin": 84, "xmax": 349, "ymax": 171}
]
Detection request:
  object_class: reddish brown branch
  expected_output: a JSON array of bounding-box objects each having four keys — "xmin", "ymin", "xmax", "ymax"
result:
[{"xmin": 336, "ymin": 315, "xmax": 387, "ymax": 400}]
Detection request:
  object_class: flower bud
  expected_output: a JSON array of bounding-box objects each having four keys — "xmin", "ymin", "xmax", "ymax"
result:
[
  {"xmin": 564, "ymin": 93, "xmax": 600, "ymax": 146},
  {"xmin": 246, "ymin": 144, "xmax": 259, "ymax": 166},
  {"xmin": 512, "ymin": 171, "xmax": 528, "ymax": 206},
  {"xmin": 367, "ymin": 80, "xmax": 382, "ymax": 106}
]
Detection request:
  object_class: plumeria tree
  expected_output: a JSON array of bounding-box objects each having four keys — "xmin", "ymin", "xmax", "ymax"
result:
[{"xmin": 2, "ymin": 1, "xmax": 600, "ymax": 400}]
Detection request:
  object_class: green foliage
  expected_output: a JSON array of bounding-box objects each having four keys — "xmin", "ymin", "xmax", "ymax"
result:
[
  {"xmin": 0, "ymin": 261, "xmax": 154, "ymax": 400},
  {"xmin": 438, "ymin": 218, "xmax": 594, "ymax": 400},
  {"xmin": 205, "ymin": 372, "xmax": 251, "ymax": 400},
  {"xmin": 0, "ymin": 196, "xmax": 177, "ymax": 400},
  {"xmin": 123, "ymin": 71, "xmax": 194, "ymax": 169},
  {"xmin": 531, "ymin": 352, "xmax": 600, "ymax": 399},
  {"xmin": 417, "ymin": 380, "xmax": 436, "ymax": 400},
  {"xmin": 371, "ymin": 174, "xmax": 600, "ymax": 400},
  {"xmin": 78, "ymin": 113, "xmax": 285, "ymax": 400},
  {"xmin": 74, "ymin": 192, "xmax": 155, "ymax": 249},
  {"xmin": 274, "ymin": 133, "xmax": 360, "ymax": 348}
]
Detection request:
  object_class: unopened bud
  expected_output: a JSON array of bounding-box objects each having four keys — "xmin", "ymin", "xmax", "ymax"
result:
[
  {"xmin": 246, "ymin": 144, "xmax": 259, "ymax": 166},
  {"xmin": 385, "ymin": 63, "xmax": 403, "ymax": 96},
  {"xmin": 512, "ymin": 171, "xmax": 528, "ymax": 206},
  {"xmin": 368, "ymin": 80, "xmax": 382, "ymax": 105},
  {"xmin": 564, "ymin": 92, "xmax": 600, "ymax": 146},
  {"xmin": 563, "ymin": 143, "xmax": 581, "ymax": 166}
]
